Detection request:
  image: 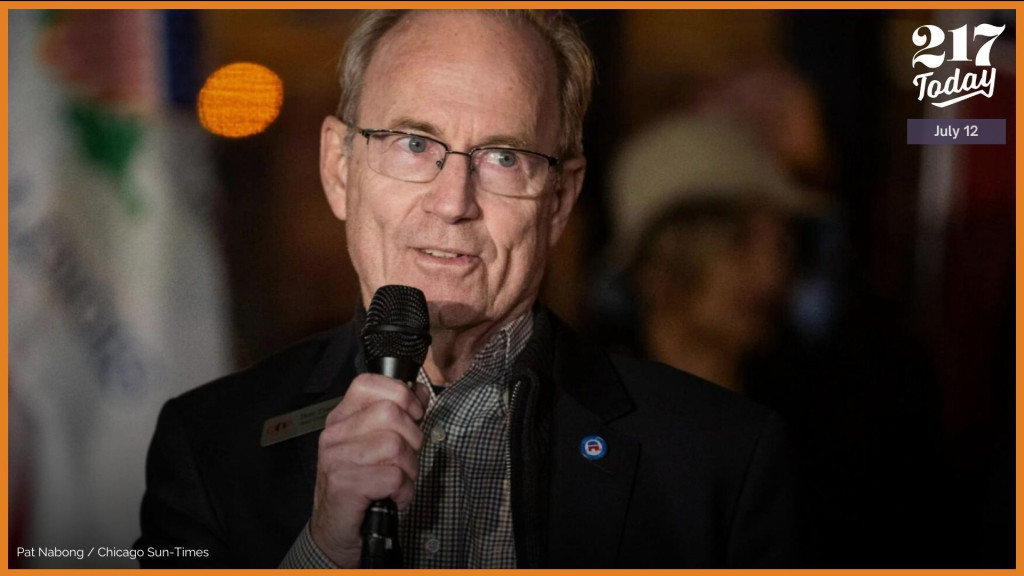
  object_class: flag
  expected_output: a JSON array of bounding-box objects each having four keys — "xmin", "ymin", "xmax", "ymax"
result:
[{"xmin": 9, "ymin": 9, "xmax": 231, "ymax": 567}]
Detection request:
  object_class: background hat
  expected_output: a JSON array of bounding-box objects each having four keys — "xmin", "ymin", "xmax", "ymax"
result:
[{"xmin": 608, "ymin": 113, "xmax": 820, "ymax": 268}]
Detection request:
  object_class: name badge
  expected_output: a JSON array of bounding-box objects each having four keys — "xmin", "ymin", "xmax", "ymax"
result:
[{"xmin": 260, "ymin": 396, "xmax": 342, "ymax": 447}]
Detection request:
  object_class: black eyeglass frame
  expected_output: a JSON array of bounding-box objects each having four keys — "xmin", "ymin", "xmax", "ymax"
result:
[{"xmin": 358, "ymin": 127, "xmax": 561, "ymax": 171}]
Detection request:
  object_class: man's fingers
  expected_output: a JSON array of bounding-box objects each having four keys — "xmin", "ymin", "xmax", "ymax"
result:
[
  {"xmin": 316, "ymin": 456, "xmax": 416, "ymax": 508},
  {"xmin": 328, "ymin": 429, "xmax": 420, "ymax": 481},
  {"xmin": 411, "ymin": 379, "xmax": 432, "ymax": 411},
  {"xmin": 326, "ymin": 373, "xmax": 426, "ymax": 425},
  {"xmin": 318, "ymin": 399, "xmax": 424, "ymax": 453},
  {"xmin": 308, "ymin": 372, "xmax": 429, "ymax": 567}
]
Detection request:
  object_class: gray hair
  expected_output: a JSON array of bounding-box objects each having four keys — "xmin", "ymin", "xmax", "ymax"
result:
[{"xmin": 336, "ymin": 10, "xmax": 595, "ymax": 159}]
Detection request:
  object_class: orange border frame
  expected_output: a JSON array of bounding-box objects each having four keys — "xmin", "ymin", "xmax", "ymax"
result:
[
  {"xmin": 0, "ymin": 2, "xmax": 1023, "ymax": 8},
  {"xmin": 1, "ymin": 2, "xmax": 1020, "ymax": 575}
]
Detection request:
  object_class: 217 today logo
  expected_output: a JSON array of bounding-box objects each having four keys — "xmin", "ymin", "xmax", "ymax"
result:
[{"xmin": 912, "ymin": 23, "xmax": 1005, "ymax": 108}]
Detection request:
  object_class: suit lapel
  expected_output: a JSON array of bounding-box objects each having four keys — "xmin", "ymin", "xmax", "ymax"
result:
[
  {"xmin": 292, "ymin": 321, "xmax": 362, "ymax": 493},
  {"xmin": 547, "ymin": 392, "xmax": 639, "ymax": 567},
  {"xmin": 544, "ymin": 314, "xmax": 639, "ymax": 567}
]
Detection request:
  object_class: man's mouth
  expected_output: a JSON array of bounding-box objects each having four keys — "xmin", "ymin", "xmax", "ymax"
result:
[{"xmin": 420, "ymin": 248, "xmax": 464, "ymax": 259}]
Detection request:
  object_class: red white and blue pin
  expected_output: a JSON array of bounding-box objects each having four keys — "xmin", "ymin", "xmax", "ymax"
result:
[{"xmin": 580, "ymin": 435, "xmax": 607, "ymax": 460}]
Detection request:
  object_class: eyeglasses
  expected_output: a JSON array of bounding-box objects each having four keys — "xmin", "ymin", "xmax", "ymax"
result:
[{"xmin": 357, "ymin": 128, "xmax": 559, "ymax": 199}]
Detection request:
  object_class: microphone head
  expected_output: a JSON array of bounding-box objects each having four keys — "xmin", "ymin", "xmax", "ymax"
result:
[{"xmin": 362, "ymin": 285, "xmax": 431, "ymax": 364}]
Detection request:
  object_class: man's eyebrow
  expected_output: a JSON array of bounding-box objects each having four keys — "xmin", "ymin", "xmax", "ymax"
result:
[
  {"xmin": 388, "ymin": 117, "xmax": 531, "ymax": 150},
  {"xmin": 476, "ymin": 134, "xmax": 530, "ymax": 149},
  {"xmin": 389, "ymin": 117, "xmax": 442, "ymax": 136}
]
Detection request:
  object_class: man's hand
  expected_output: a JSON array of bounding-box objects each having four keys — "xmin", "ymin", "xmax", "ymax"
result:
[{"xmin": 309, "ymin": 373, "xmax": 430, "ymax": 567}]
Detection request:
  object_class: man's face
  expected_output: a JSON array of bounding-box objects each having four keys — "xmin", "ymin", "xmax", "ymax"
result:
[{"xmin": 322, "ymin": 12, "xmax": 584, "ymax": 332}]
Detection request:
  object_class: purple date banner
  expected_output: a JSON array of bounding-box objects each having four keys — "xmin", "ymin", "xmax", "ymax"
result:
[{"xmin": 907, "ymin": 119, "xmax": 1005, "ymax": 145}]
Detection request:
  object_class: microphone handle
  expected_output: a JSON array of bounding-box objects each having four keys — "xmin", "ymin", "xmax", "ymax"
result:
[
  {"xmin": 360, "ymin": 499, "xmax": 401, "ymax": 568},
  {"xmin": 360, "ymin": 356, "xmax": 420, "ymax": 569},
  {"xmin": 367, "ymin": 357, "xmax": 420, "ymax": 383}
]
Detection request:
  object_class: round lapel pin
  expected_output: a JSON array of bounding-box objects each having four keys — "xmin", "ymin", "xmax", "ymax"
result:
[{"xmin": 580, "ymin": 435, "xmax": 607, "ymax": 460}]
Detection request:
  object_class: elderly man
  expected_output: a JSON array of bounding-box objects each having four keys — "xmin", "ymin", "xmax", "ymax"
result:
[{"xmin": 135, "ymin": 10, "xmax": 800, "ymax": 569}]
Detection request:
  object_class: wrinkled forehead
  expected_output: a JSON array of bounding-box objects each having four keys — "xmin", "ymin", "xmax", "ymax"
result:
[
  {"xmin": 359, "ymin": 11, "xmax": 560, "ymax": 146},
  {"xmin": 370, "ymin": 11, "xmax": 558, "ymax": 94}
]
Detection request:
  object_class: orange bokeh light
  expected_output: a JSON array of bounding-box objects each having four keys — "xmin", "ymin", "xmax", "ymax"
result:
[{"xmin": 198, "ymin": 62, "xmax": 283, "ymax": 138}]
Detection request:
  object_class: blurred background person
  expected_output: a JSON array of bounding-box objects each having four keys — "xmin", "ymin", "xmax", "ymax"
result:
[{"xmin": 605, "ymin": 114, "xmax": 817, "ymax": 396}]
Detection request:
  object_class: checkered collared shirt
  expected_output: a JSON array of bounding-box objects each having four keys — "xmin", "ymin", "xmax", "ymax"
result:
[{"xmin": 282, "ymin": 311, "xmax": 533, "ymax": 569}]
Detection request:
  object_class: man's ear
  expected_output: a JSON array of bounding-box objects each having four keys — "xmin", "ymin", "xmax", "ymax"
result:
[
  {"xmin": 547, "ymin": 156, "xmax": 586, "ymax": 247},
  {"xmin": 320, "ymin": 116, "xmax": 350, "ymax": 221}
]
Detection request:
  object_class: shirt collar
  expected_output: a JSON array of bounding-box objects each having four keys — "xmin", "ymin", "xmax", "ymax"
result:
[{"xmin": 419, "ymin": 310, "xmax": 535, "ymax": 396}]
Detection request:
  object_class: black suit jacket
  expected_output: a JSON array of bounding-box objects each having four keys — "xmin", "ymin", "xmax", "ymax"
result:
[{"xmin": 135, "ymin": 307, "xmax": 801, "ymax": 567}]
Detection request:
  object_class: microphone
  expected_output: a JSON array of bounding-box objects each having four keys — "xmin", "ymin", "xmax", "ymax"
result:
[{"xmin": 359, "ymin": 285, "xmax": 431, "ymax": 569}]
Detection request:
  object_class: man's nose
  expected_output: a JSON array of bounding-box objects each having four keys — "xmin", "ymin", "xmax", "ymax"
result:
[{"xmin": 421, "ymin": 151, "xmax": 481, "ymax": 223}]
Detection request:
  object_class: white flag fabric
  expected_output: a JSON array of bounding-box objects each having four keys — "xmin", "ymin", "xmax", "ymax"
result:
[{"xmin": 10, "ymin": 10, "xmax": 232, "ymax": 567}]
